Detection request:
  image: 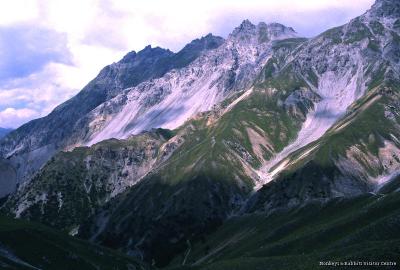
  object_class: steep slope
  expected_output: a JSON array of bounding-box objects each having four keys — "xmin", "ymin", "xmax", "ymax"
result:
[
  {"xmin": 246, "ymin": 0, "xmax": 400, "ymax": 211},
  {"xmin": 0, "ymin": 34, "xmax": 224, "ymax": 196},
  {"xmin": 0, "ymin": 215, "xmax": 151, "ymax": 270},
  {"xmin": 246, "ymin": 78, "xmax": 400, "ymax": 213},
  {"xmin": 87, "ymin": 22, "xmax": 297, "ymax": 144},
  {"xmin": 256, "ymin": 0, "xmax": 400, "ymax": 186}
]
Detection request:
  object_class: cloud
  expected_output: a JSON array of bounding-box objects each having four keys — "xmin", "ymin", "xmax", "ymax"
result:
[
  {"xmin": 0, "ymin": 107, "xmax": 39, "ymax": 129},
  {"xmin": 0, "ymin": 1, "xmax": 40, "ymax": 25},
  {"xmin": 0, "ymin": 62, "xmax": 90, "ymax": 128},
  {"xmin": 0, "ymin": 24, "xmax": 72, "ymax": 82}
]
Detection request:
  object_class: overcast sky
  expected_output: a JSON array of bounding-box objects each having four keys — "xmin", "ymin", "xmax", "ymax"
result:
[{"xmin": 0, "ymin": 0, "xmax": 374, "ymax": 128}]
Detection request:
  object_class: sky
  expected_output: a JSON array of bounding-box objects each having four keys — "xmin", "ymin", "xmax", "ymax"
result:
[{"xmin": 0, "ymin": 0, "xmax": 374, "ymax": 129}]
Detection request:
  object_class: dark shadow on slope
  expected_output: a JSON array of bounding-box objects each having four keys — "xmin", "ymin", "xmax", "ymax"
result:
[
  {"xmin": 245, "ymin": 161, "xmax": 372, "ymax": 214},
  {"xmin": 79, "ymin": 173, "xmax": 246, "ymax": 267},
  {"xmin": 169, "ymin": 192, "xmax": 400, "ymax": 270}
]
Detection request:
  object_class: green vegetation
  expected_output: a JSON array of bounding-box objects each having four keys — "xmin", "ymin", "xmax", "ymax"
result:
[
  {"xmin": 369, "ymin": 20, "xmax": 385, "ymax": 36},
  {"xmin": 168, "ymin": 192, "xmax": 400, "ymax": 270},
  {"xmin": 366, "ymin": 64, "xmax": 387, "ymax": 91},
  {"xmin": 319, "ymin": 26, "xmax": 343, "ymax": 44},
  {"xmin": 3, "ymin": 130, "xmax": 172, "ymax": 231},
  {"xmin": 154, "ymin": 61, "xmax": 312, "ymax": 188},
  {"xmin": 0, "ymin": 215, "xmax": 150, "ymax": 270},
  {"xmin": 310, "ymin": 84, "xmax": 400, "ymax": 176},
  {"xmin": 343, "ymin": 19, "xmax": 372, "ymax": 44},
  {"xmin": 368, "ymin": 38, "xmax": 381, "ymax": 52},
  {"xmin": 258, "ymin": 64, "xmax": 308, "ymax": 92},
  {"xmin": 272, "ymin": 38, "xmax": 308, "ymax": 51}
]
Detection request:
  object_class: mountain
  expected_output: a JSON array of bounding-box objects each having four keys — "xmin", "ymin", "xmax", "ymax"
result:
[
  {"xmin": 0, "ymin": 34, "xmax": 224, "ymax": 196},
  {"xmin": 1, "ymin": 0, "xmax": 400, "ymax": 268},
  {"xmin": 85, "ymin": 21, "xmax": 294, "ymax": 146},
  {"xmin": 0, "ymin": 128, "xmax": 12, "ymax": 139},
  {"xmin": 0, "ymin": 23, "xmax": 296, "ymax": 197}
]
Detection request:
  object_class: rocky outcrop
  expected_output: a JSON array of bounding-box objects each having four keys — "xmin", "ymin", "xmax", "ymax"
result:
[{"xmin": 3, "ymin": 129, "xmax": 180, "ymax": 231}]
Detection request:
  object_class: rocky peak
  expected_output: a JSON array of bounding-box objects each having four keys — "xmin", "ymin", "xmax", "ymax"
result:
[
  {"xmin": 368, "ymin": 0, "xmax": 400, "ymax": 19},
  {"xmin": 232, "ymin": 19, "xmax": 256, "ymax": 35},
  {"xmin": 229, "ymin": 19, "xmax": 257, "ymax": 40},
  {"xmin": 180, "ymin": 33, "xmax": 224, "ymax": 53},
  {"xmin": 119, "ymin": 45, "xmax": 173, "ymax": 64},
  {"xmin": 119, "ymin": 51, "xmax": 136, "ymax": 63},
  {"xmin": 263, "ymin": 22, "xmax": 297, "ymax": 40},
  {"xmin": 229, "ymin": 19, "xmax": 297, "ymax": 43},
  {"xmin": 120, "ymin": 35, "xmax": 224, "ymax": 67}
]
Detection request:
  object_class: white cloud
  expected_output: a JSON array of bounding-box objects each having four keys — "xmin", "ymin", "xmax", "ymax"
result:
[
  {"xmin": 0, "ymin": 62, "xmax": 84, "ymax": 128},
  {"xmin": 0, "ymin": 0, "xmax": 375, "ymax": 128},
  {"xmin": 0, "ymin": 107, "xmax": 39, "ymax": 128},
  {"xmin": 0, "ymin": 1, "xmax": 39, "ymax": 25}
]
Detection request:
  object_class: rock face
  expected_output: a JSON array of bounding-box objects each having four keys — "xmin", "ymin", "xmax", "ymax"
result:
[
  {"xmin": 246, "ymin": 0, "xmax": 400, "ymax": 211},
  {"xmin": 255, "ymin": 0, "xmax": 400, "ymax": 186},
  {"xmin": 2, "ymin": 0, "xmax": 400, "ymax": 268},
  {"xmin": 86, "ymin": 22, "xmax": 297, "ymax": 144}
]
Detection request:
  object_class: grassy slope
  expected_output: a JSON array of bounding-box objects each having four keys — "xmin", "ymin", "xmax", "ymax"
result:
[
  {"xmin": 237, "ymin": 74, "xmax": 400, "ymax": 216},
  {"xmin": 157, "ymin": 38, "xmax": 311, "ymax": 189},
  {"xmin": 0, "ymin": 215, "xmax": 150, "ymax": 270},
  {"xmin": 164, "ymin": 23, "xmax": 400, "ymax": 269},
  {"xmin": 274, "ymin": 78, "xmax": 400, "ymax": 185},
  {"xmin": 168, "ymin": 190, "xmax": 400, "ymax": 270}
]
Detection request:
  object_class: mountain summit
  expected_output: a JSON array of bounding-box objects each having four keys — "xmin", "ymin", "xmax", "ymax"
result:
[{"xmin": 230, "ymin": 20, "xmax": 297, "ymax": 43}]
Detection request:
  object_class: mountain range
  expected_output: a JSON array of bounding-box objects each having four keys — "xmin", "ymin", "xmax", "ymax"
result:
[{"xmin": 0, "ymin": 0, "xmax": 400, "ymax": 269}]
